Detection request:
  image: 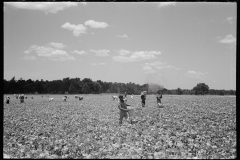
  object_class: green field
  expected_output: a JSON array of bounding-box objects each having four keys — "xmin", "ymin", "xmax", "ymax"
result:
[{"xmin": 4, "ymin": 94, "xmax": 236, "ymax": 159}]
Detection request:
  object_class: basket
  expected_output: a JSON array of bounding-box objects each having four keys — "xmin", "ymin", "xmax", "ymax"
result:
[
  {"xmin": 127, "ymin": 107, "xmax": 135, "ymax": 117},
  {"xmin": 158, "ymin": 103, "xmax": 164, "ymax": 108}
]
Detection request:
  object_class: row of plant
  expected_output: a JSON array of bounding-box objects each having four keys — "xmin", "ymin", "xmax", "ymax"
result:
[{"xmin": 4, "ymin": 95, "xmax": 236, "ymax": 158}]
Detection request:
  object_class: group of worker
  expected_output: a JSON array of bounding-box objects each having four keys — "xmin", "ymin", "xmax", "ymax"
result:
[
  {"xmin": 4, "ymin": 94, "xmax": 83, "ymax": 104},
  {"xmin": 5, "ymin": 91, "xmax": 163, "ymax": 127},
  {"xmin": 118, "ymin": 91, "xmax": 163, "ymax": 125}
]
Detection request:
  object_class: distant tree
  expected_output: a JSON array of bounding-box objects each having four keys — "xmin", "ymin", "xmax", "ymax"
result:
[
  {"xmin": 7, "ymin": 77, "xmax": 235, "ymax": 96},
  {"xmin": 192, "ymin": 83, "xmax": 209, "ymax": 95},
  {"xmin": 141, "ymin": 83, "xmax": 149, "ymax": 93},
  {"xmin": 176, "ymin": 88, "xmax": 183, "ymax": 95},
  {"xmin": 218, "ymin": 90, "xmax": 225, "ymax": 96},
  {"xmin": 209, "ymin": 89, "xmax": 216, "ymax": 95},
  {"xmin": 34, "ymin": 80, "xmax": 45, "ymax": 94},
  {"xmin": 109, "ymin": 82, "xmax": 118, "ymax": 93},
  {"xmin": 9, "ymin": 76, "xmax": 18, "ymax": 93},
  {"xmin": 161, "ymin": 88, "xmax": 168, "ymax": 94},
  {"xmin": 228, "ymin": 90, "xmax": 235, "ymax": 95},
  {"xmin": 58, "ymin": 91, "xmax": 64, "ymax": 94},
  {"xmin": 69, "ymin": 81, "xmax": 81, "ymax": 94},
  {"xmin": 23, "ymin": 84, "xmax": 32, "ymax": 93},
  {"xmin": 157, "ymin": 90, "xmax": 162, "ymax": 95},
  {"xmin": 4, "ymin": 79, "xmax": 10, "ymax": 93},
  {"xmin": 95, "ymin": 82, "xmax": 103, "ymax": 93},
  {"xmin": 62, "ymin": 77, "xmax": 71, "ymax": 93},
  {"xmin": 169, "ymin": 89, "xmax": 177, "ymax": 95},
  {"xmin": 82, "ymin": 78, "xmax": 93, "ymax": 83},
  {"xmin": 82, "ymin": 83, "xmax": 91, "ymax": 94}
]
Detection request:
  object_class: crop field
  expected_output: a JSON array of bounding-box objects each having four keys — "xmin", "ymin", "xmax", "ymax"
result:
[{"xmin": 4, "ymin": 94, "xmax": 236, "ymax": 159}]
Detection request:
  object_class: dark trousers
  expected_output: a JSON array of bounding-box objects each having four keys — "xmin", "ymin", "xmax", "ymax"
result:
[{"xmin": 142, "ymin": 100, "xmax": 145, "ymax": 107}]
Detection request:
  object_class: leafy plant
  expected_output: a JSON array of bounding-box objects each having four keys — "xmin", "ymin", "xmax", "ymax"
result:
[{"xmin": 4, "ymin": 94, "xmax": 236, "ymax": 159}]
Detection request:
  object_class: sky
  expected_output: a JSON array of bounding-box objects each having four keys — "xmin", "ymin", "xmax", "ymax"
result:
[{"xmin": 4, "ymin": 2, "xmax": 236, "ymax": 90}]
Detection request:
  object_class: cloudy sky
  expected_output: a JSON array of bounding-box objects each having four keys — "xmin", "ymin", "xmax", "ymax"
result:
[{"xmin": 4, "ymin": 2, "xmax": 236, "ymax": 90}]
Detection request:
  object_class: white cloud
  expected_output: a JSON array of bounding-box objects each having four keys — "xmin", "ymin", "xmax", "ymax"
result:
[
  {"xmin": 158, "ymin": 2, "xmax": 176, "ymax": 8},
  {"xmin": 142, "ymin": 65, "xmax": 156, "ymax": 74},
  {"xmin": 113, "ymin": 50, "xmax": 161, "ymax": 62},
  {"xmin": 72, "ymin": 50, "xmax": 88, "ymax": 55},
  {"xmin": 218, "ymin": 35, "xmax": 236, "ymax": 45},
  {"xmin": 143, "ymin": 61, "xmax": 181, "ymax": 73},
  {"xmin": 48, "ymin": 42, "xmax": 66, "ymax": 49},
  {"xmin": 185, "ymin": 70, "xmax": 208, "ymax": 79},
  {"xmin": 143, "ymin": 66, "xmax": 152, "ymax": 71},
  {"xmin": 112, "ymin": 56, "xmax": 136, "ymax": 63},
  {"xmin": 117, "ymin": 34, "xmax": 128, "ymax": 38},
  {"xmin": 4, "ymin": 2, "xmax": 82, "ymax": 14},
  {"xmin": 145, "ymin": 61, "xmax": 165, "ymax": 67},
  {"xmin": 145, "ymin": 70, "xmax": 157, "ymax": 74},
  {"xmin": 84, "ymin": 20, "xmax": 109, "ymax": 28},
  {"xmin": 38, "ymin": 49, "xmax": 67, "ymax": 57},
  {"xmin": 156, "ymin": 65, "xmax": 181, "ymax": 70},
  {"xmin": 227, "ymin": 17, "xmax": 234, "ymax": 24},
  {"xmin": 22, "ymin": 55, "xmax": 37, "ymax": 60},
  {"xmin": 61, "ymin": 22, "xmax": 87, "ymax": 37},
  {"xmin": 118, "ymin": 49, "xmax": 131, "ymax": 56},
  {"xmin": 91, "ymin": 62, "xmax": 106, "ymax": 66},
  {"xmin": 90, "ymin": 49, "xmax": 110, "ymax": 56},
  {"xmin": 24, "ymin": 44, "xmax": 75, "ymax": 61},
  {"xmin": 24, "ymin": 45, "xmax": 39, "ymax": 54}
]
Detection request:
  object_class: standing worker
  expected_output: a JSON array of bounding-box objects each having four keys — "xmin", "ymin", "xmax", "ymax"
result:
[
  {"xmin": 63, "ymin": 95, "xmax": 67, "ymax": 102},
  {"xmin": 5, "ymin": 96, "xmax": 10, "ymax": 104},
  {"xmin": 141, "ymin": 91, "xmax": 147, "ymax": 107},
  {"xmin": 118, "ymin": 95, "xmax": 133, "ymax": 125},
  {"xmin": 20, "ymin": 94, "xmax": 24, "ymax": 103},
  {"xmin": 156, "ymin": 94, "xmax": 163, "ymax": 107}
]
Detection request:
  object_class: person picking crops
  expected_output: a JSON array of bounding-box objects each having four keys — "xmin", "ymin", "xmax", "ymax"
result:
[
  {"xmin": 5, "ymin": 96, "xmax": 10, "ymax": 104},
  {"xmin": 156, "ymin": 94, "xmax": 163, "ymax": 107},
  {"xmin": 141, "ymin": 91, "xmax": 147, "ymax": 107},
  {"xmin": 20, "ymin": 94, "xmax": 25, "ymax": 103},
  {"xmin": 118, "ymin": 95, "xmax": 133, "ymax": 125}
]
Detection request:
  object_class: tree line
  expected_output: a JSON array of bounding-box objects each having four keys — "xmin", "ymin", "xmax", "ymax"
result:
[{"xmin": 4, "ymin": 77, "xmax": 236, "ymax": 96}]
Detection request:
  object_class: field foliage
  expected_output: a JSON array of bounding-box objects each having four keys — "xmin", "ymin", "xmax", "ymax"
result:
[{"xmin": 4, "ymin": 94, "xmax": 236, "ymax": 159}]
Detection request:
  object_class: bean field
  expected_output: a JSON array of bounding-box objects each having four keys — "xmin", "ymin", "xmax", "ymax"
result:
[{"xmin": 4, "ymin": 94, "xmax": 236, "ymax": 159}]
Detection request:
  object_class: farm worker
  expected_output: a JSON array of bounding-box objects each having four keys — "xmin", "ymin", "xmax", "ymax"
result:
[
  {"xmin": 156, "ymin": 94, "xmax": 163, "ymax": 107},
  {"xmin": 141, "ymin": 91, "xmax": 147, "ymax": 107},
  {"xmin": 5, "ymin": 96, "xmax": 10, "ymax": 104},
  {"xmin": 79, "ymin": 96, "xmax": 83, "ymax": 100},
  {"xmin": 118, "ymin": 95, "xmax": 133, "ymax": 125},
  {"xmin": 63, "ymin": 96, "xmax": 67, "ymax": 102},
  {"xmin": 20, "ymin": 94, "xmax": 24, "ymax": 103}
]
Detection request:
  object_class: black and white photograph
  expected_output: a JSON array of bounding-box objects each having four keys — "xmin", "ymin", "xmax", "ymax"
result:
[{"xmin": 4, "ymin": 2, "xmax": 236, "ymax": 159}]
